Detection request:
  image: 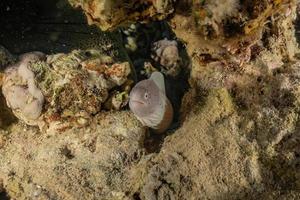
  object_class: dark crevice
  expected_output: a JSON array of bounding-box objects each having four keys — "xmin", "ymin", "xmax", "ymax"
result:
[
  {"xmin": 0, "ymin": 189, "xmax": 10, "ymax": 200},
  {"xmin": 0, "ymin": 92, "xmax": 17, "ymax": 128},
  {"xmin": 133, "ymin": 192, "xmax": 141, "ymax": 200},
  {"xmin": 60, "ymin": 146, "xmax": 75, "ymax": 159},
  {"xmin": 296, "ymin": 5, "xmax": 300, "ymax": 44},
  {"xmin": 121, "ymin": 21, "xmax": 191, "ymax": 154}
]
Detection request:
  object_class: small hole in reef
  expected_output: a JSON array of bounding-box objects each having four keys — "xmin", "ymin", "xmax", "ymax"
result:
[
  {"xmin": 133, "ymin": 192, "xmax": 141, "ymax": 200},
  {"xmin": 257, "ymin": 76, "xmax": 262, "ymax": 82},
  {"xmin": 60, "ymin": 146, "xmax": 75, "ymax": 159},
  {"xmin": 260, "ymin": 90, "xmax": 264, "ymax": 95},
  {"xmin": 223, "ymin": 20, "xmax": 244, "ymax": 38},
  {"xmin": 85, "ymin": 50, "xmax": 92, "ymax": 57},
  {"xmin": 144, "ymin": 130, "xmax": 165, "ymax": 153}
]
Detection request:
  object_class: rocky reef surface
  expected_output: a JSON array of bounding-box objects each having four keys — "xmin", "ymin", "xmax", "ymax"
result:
[
  {"xmin": 0, "ymin": 111, "xmax": 146, "ymax": 200},
  {"xmin": 0, "ymin": 0, "xmax": 300, "ymax": 199},
  {"xmin": 2, "ymin": 50, "xmax": 133, "ymax": 133},
  {"xmin": 68, "ymin": 0, "xmax": 176, "ymax": 31}
]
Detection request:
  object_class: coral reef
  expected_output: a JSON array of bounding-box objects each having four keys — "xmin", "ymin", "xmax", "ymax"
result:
[
  {"xmin": 165, "ymin": 0, "xmax": 300, "ymax": 197},
  {"xmin": 190, "ymin": 0, "xmax": 294, "ymax": 39},
  {"xmin": 171, "ymin": 0, "xmax": 298, "ymax": 89},
  {"xmin": 0, "ymin": 0, "xmax": 300, "ymax": 199}
]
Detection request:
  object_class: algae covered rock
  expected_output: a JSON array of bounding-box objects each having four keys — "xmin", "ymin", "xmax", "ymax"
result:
[{"xmin": 2, "ymin": 49, "xmax": 133, "ymax": 133}]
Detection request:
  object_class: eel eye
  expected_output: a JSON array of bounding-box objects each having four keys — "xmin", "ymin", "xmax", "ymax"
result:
[{"xmin": 144, "ymin": 92, "xmax": 149, "ymax": 99}]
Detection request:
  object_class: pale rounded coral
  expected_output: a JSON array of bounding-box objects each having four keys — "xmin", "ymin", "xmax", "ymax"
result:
[
  {"xmin": 151, "ymin": 38, "xmax": 181, "ymax": 76},
  {"xmin": 2, "ymin": 52, "xmax": 45, "ymax": 125}
]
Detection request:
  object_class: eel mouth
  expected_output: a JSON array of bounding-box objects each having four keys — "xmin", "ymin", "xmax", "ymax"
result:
[{"xmin": 130, "ymin": 99, "xmax": 145, "ymax": 105}]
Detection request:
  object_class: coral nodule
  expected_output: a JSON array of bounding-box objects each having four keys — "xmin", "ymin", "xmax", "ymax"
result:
[{"xmin": 151, "ymin": 38, "xmax": 181, "ymax": 77}]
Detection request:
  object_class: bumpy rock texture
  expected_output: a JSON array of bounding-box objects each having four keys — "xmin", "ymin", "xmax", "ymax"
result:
[
  {"xmin": 0, "ymin": 111, "xmax": 146, "ymax": 199},
  {"xmin": 0, "ymin": 0, "xmax": 300, "ymax": 199},
  {"xmin": 68, "ymin": 0, "xmax": 176, "ymax": 31},
  {"xmin": 2, "ymin": 49, "xmax": 133, "ymax": 133},
  {"xmin": 127, "ymin": 89, "xmax": 259, "ymax": 199}
]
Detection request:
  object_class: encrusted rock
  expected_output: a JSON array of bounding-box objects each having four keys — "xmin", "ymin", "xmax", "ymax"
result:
[
  {"xmin": 2, "ymin": 49, "xmax": 133, "ymax": 132},
  {"xmin": 68, "ymin": 0, "xmax": 176, "ymax": 31}
]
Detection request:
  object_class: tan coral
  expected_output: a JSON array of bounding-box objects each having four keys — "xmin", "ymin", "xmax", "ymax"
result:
[
  {"xmin": 244, "ymin": 0, "xmax": 293, "ymax": 34},
  {"xmin": 68, "ymin": 0, "xmax": 176, "ymax": 31},
  {"xmin": 105, "ymin": 62, "xmax": 131, "ymax": 85},
  {"xmin": 193, "ymin": 0, "xmax": 240, "ymax": 36}
]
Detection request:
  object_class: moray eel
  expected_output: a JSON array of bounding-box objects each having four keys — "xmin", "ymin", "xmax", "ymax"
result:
[{"xmin": 129, "ymin": 72, "xmax": 173, "ymax": 133}]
